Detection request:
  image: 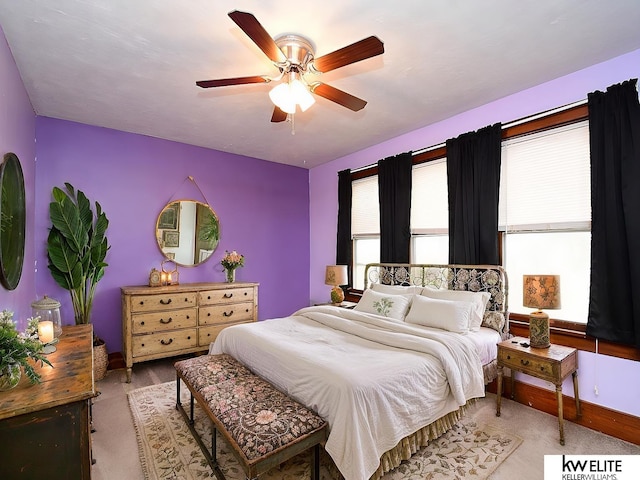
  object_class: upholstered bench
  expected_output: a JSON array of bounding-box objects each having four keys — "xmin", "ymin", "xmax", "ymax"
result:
[{"xmin": 174, "ymin": 354, "xmax": 327, "ymax": 480}]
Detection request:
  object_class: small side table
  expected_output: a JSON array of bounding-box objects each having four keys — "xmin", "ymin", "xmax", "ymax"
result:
[{"xmin": 496, "ymin": 336, "xmax": 582, "ymax": 445}]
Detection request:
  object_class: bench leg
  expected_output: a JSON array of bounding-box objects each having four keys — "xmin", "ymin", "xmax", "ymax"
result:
[{"xmin": 311, "ymin": 444, "xmax": 320, "ymax": 480}]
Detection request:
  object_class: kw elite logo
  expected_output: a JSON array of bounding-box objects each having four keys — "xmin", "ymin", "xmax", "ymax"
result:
[{"xmin": 544, "ymin": 455, "xmax": 640, "ymax": 480}]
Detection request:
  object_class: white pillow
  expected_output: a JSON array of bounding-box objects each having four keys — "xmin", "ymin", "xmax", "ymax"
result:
[
  {"xmin": 405, "ymin": 294, "xmax": 474, "ymax": 333},
  {"xmin": 420, "ymin": 287, "xmax": 490, "ymax": 332},
  {"xmin": 371, "ymin": 283, "xmax": 422, "ymax": 297},
  {"xmin": 354, "ymin": 289, "xmax": 411, "ymax": 322}
]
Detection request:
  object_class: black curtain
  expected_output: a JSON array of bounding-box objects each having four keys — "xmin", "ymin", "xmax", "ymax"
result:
[
  {"xmin": 446, "ymin": 123, "xmax": 502, "ymax": 265},
  {"xmin": 336, "ymin": 169, "xmax": 353, "ymax": 286},
  {"xmin": 587, "ymin": 79, "xmax": 640, "ymax": 347},
  {"xmin": 378, "ymin": 152, "xmax": 413, "ymax": 263}
]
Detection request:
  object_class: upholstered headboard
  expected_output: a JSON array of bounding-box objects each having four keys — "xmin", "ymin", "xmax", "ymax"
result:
[{"xmin": 364, "ymin": 263, "xmax": 509, "ymax": 339}]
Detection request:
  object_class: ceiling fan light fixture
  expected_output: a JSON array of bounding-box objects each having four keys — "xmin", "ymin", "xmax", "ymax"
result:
[
  {"xmin": 269, "ymin": 83, "xmax": 296, "ymax": 114},
  {"xmin": 290, "ymin": 78, "xmax": 315, "ymax": 112},
  {"xmin": 269, "ymin": 74, "xmax": 316, "ymax": 114}
]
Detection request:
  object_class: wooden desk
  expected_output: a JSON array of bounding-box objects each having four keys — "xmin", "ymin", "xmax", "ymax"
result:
[
  {"xmin": 0, "ymin": 325, "xmax": 96, "ymax": 479},
  {"xmin": 496, "ymin": 336, "xmax": 581, "ymax": 445}
]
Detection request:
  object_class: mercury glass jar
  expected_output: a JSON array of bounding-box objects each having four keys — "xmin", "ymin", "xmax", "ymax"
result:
[{"xmin": 31, "ymin": 295, "xmax": 63, "ymax": 338}]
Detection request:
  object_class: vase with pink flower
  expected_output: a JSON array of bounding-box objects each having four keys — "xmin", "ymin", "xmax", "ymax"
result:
[{"xmin": 221, "ymin": 250, "xmax": 245, "ymax": 283}]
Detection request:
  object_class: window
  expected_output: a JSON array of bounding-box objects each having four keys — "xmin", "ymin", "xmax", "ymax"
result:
[
  {"xmin": 352, "ymin": 175, "xmax": 379, "ymax": 289},
  {"xmin": 410, "ymin": 159, "xmax": 449, "ymax": 263},
  {"xmin": 499, "ymin": 121, "xmax": 591, "ymax": 322},
  {"xmin": 347, "ymin": 106, "xmax": 592, "ymax": 325}
]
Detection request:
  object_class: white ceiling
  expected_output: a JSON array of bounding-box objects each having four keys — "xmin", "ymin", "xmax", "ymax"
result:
[{"xmin": 1, "ymin": 1, "xmax": 639, "ymax": 169}]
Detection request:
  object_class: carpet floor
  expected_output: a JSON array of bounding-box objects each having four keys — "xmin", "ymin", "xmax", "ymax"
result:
[{"xmin": 128, "ymin": 380, "xmax": 522, "ymax": 480}]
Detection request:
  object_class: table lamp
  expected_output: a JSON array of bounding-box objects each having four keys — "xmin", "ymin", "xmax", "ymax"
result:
[
  {"xmin": 325, "ymin": 265, "xmax": 348, "ymax": 305},
  {"xmin": 523, "ymin": 275, "xmax": 561, "ymax": 348}
]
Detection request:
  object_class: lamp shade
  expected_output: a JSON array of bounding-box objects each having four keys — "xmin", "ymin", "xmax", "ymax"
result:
[
  {"xmin": 523, "ymin": 275, "xmax": 561, "ymax": 310},
  {"xmin": 325, "ymin": 265, "xmax": 348, "ymax": 286}
]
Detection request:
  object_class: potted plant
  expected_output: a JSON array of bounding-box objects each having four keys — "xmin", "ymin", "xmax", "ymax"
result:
[
  {"xmin": 0, "ymin": 311, "xmax": 52, "ymax": 390},
  {"xmin": 47, "ymin": 183, "xmax": 110, "ymax": 379}
]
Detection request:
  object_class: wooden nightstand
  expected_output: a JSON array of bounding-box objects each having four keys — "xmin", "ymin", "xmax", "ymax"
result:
[{"xmin": 496, "ymin": 336, "xmax": 582, "ymax": 445}]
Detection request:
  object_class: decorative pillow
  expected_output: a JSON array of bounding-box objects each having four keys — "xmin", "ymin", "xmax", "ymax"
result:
[
  {"xmin": 404, "ymin": 294, "xmax": 474, "ymax": 333},
  {"xmin": 371, "ymin": 283, "xmax": 422, "ymax": 297},
  {"xmin": 420, "ymin": 287, "xmax": 490, "ymax": 332},
  {"xmin": 354, "ymin": 289, "xmax": 411, "ymax": 322},
  {"xmin": 482, "ymin": 311, "xmax": 506, "ymax": 333}
]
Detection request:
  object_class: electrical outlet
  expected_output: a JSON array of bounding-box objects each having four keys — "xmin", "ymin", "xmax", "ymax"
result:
[{"xmin": 594, "ymin": 385, "xmax": 599, "ymax": 396}]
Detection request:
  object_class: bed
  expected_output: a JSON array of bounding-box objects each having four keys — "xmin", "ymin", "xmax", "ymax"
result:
[{"xmin": 209, "ymin": 263, "xmax": 509, "ymax": 480}]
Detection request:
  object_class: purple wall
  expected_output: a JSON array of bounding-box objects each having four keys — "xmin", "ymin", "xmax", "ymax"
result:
[
  {"xmin": 34, "ymin": 118, "xmax": 310, "ymax": 352},
  {"xmin": 309, "ymin": 48, "xmax": 640, "ymax": 417},
  {"xmin": 0, "ymin": 25, "xmax": 36, "ymax": 329}
]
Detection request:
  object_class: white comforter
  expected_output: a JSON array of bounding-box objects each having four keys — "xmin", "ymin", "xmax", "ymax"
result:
[{"xmin": 209, "ymin": 305, "xmax": 485, "ymax": 480}]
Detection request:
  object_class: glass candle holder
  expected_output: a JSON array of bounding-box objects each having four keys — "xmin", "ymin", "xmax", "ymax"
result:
[{"xmin": 31, "ymin": 295, "xmax": 62, "ymax": 338}]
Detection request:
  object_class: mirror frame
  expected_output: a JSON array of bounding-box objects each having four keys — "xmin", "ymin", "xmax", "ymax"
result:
[
  {"xmin": 0, "ymin": 153, "xmax": 26, "ymax": 290},
  {"xmin": 155, "ymin": 199, "xmax": 220, "ymax": 267}
]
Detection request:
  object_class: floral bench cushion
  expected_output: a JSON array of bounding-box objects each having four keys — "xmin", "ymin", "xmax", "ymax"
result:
[{"xmin": 174, "ymin": 354, "xmax": 327, "ymax": 464}]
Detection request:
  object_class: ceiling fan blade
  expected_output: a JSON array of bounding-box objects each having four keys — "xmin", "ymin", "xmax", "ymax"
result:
[
  {"xmin": 271, "ymin": 106, "xmax": 288, "ymax": 123},
  {"xmin": 196, "ymin": 76, "xmax": 270, "ymax": 88},
  {"xmin": 228, "ymin": 10, "xmax": 287, "ymax": 64},
  {"xmin": 312, "ymin": 36, "xmax": 384, "ymax": 73},
  {"xmin": 311, "ymin": 83, "xmax": 367, "ymax": 112}
]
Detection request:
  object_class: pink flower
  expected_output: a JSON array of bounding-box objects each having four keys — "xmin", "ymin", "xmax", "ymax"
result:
[{"xmin": 255, "ymin": 410, "xmax": 277, "ymax": 425}]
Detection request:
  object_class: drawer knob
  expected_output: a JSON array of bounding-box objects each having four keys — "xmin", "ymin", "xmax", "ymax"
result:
[
  {"xmin": 141, "ymin": 321, "xmax": 145, "ymax": 326},
  {"xmin": 223, "ymin": 293, "xmax": 233, "ymax": 298},
  {"xmin": 139, "ymin": 301, "xmax": 144, "ymax": 305},
  {"xmin": 160, "ymin": 317, "xmax": 173, "ymax": 324},
  {"xmin": 520, "ymin": 359, "xmax": 530, "ymax": 366},
  {"xmin": 506, "ymin": 355, "xmax": 511, "ymax": 360},
  {"xmin": 160, "ymin": 298, "xmax": 172, "ymax": 305},
  {"xmin": 160, "ymin": 338, "xmax": 173, "ymax": 346},
  {"xmin": 223, "ymin": 310, "xmax": 234, "ymax": 317}
]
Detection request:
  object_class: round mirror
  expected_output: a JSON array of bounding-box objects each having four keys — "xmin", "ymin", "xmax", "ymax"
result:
[
  {"xmin": 156, "ymin": 200, "xmax": 220, "ymax": 266},
  {"xmin": 0, "ymin": 153, "xmax": 26, "ymax": 290}
]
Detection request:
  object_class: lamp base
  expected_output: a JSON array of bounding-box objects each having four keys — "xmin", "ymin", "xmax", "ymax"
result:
[
  {"xmin": 330, "ymin": 286, "xmax": 345, "ymax": 305},
  {"xmin": 529, "ymin": 310, "xmax": 550, "ymax": 348}
]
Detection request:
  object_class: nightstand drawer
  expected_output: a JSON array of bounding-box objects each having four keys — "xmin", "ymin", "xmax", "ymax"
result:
[{"xmin": 498, "ymin": 349, "xmax": 557, "ymax": 382}]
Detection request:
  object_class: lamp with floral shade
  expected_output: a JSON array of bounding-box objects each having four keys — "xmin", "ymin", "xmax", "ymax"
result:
[{"xmin": 523, "ymin": 275, "xmax": 561, "ymax": 348}]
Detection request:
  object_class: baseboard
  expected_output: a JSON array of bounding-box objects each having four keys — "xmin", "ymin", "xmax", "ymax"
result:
[{"xmin": 487, "ymin": 378, "xmax": 640, "ymax": 445}]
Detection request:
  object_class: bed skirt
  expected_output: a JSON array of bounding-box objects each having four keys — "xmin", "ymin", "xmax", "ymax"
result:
[{"xmin": 323, "ymin": 401, "xmax": 474, "ymax": 480}]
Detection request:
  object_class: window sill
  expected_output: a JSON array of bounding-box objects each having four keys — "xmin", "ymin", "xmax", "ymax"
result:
[
  {"xmin": 347, "ymin": 291, "xmax": 639, "ymax": 362},
  {"xmin": 509, "ymin": 313, "xmax": 640, "ymax": 362}
]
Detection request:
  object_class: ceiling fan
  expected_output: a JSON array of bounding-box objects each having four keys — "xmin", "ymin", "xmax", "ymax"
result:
[{"xmin": 196, "ymin": 10, "xmax": 384, "ymax": 122}]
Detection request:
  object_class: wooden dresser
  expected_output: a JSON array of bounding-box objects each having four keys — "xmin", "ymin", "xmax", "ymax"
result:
[
  {"xmin": 0, "ymin": 325, "xmax": 95, "ymax": 479},
  {"xmin": 121, "ymin": 282, "xmax": 258, "ymax": 382}
]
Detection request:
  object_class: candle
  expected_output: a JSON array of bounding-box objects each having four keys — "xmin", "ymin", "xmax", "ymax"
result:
[
  {"xmin": 161, "ymin": 272, "xmax": 167, "ymax": 285},
  {"xmin": 38, "ymin": 321, "xmax": 54, "ymax": 343},
  {"xmin": 167, "ymin": 273, "xmax": 172, "ymax": 284}
]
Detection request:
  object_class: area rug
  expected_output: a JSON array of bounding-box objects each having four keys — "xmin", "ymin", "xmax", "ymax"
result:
[{"xmin": 128, "ymin": 381, "xmax": 522, "ymax": 480}]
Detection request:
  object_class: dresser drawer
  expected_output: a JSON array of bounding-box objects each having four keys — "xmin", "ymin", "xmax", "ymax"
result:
[
  {"xmin": 131, "ymin": 292, "xmax": 197, "ymax": 313},
  {"xmin": 199, "ymin": 302, "xmax": 254, "ymax": 325},
  {"xmin": 132, "ymin": 308, "xmax": 197, "ymax": 334},
  {"xmin": 498, "ymin": 349, "xmax": 557, "ymax": 382},
  {"xmin": 197, "ymin": 323, "xmax": 241, "ymax": 346},
  {"xmin": 199, "ymin": 287, "xmax": 254, "ymax": 305},
  {"xmin": 132, "ymin": 328, "xmax": 197, "ymax": 357}
]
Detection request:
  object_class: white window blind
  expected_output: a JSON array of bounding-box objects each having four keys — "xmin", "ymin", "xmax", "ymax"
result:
[
  {"xmin": 410, "ymin": 159, "xmax": 449, "ymax": 232},
  {"xmin": 352, "ymin": 175, "xmax": 379, "ymax": 235},
  {"xmin": 499, "ymin": 121, "xmax": 591, "ymax": 230}
]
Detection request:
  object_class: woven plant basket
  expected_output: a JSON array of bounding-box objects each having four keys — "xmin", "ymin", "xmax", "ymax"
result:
[{"xmin": 93, "ymin": 342, "xmax": 108, "ymax": 381}]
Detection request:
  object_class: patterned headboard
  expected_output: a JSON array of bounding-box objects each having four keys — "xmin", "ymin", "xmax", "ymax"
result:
[{"xmin": 364, "ymin": 263, "xmax": 509, "ymax": 338}]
